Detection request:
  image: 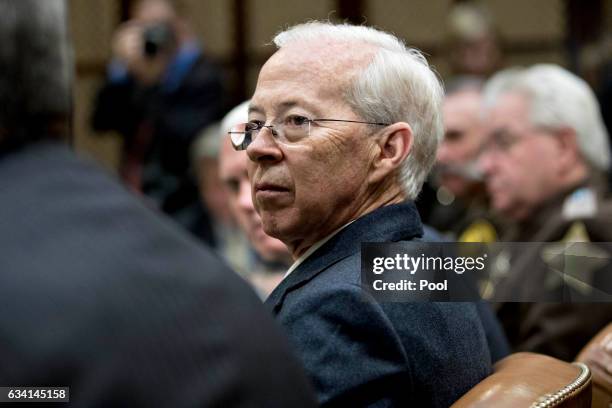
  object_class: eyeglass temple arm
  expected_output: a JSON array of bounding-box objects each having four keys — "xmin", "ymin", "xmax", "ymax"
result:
[{"xmin": 312, "ymin": 119, "xmax": 390, "ymax": 126}]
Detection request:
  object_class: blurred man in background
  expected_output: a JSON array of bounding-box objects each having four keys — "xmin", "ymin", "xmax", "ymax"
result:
[
  {"xmin": 219, "ymin": 101, "xmax": 290, "ymax": 297},
  {"xmin": 0, "ymin": 1, "xmax": 316, "ymax": 405},
  {"xmin": 417, "ymin": 2, "xmax": 502, "ymax": 226},
  {"xmin": 479, "ymin": 64, "xmax": 612, "ymax": 361},
  {"xmin": 427, "ymin": 78, "xmax": 500, "ymax": 242},
  {"xmin": 92, "ymin": 0, "xmax": 224, "ymax": 245},
  {"xmin": 191, "ymin": 122, "xmax": 241, "ymax": 255},
  {"xmin": 445, "ymin": 2, "xmax": 502, "ymax": 79}
]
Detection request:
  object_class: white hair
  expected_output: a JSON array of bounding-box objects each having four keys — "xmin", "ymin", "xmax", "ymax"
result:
[
  {"xmin": 484, "ymin": 64, "xmax": 611, "ymax": 171},
  {"xmin": 273, "ymin": 22, "xmax": 444, "ymax": 199}
]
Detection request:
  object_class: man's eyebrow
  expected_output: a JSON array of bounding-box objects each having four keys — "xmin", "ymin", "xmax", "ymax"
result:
[
  {"xmin": 445, "ymin": 129, "xmax": 463, "ymax": 140},
  {"xmin": 248, "ymin": 100, "xmax": 318, "ymax": 116},
  {"xmin": 248, "ymin": 105, "xmax": 264, "ymax": 115}
]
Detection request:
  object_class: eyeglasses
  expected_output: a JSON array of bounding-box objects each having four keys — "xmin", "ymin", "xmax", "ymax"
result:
[{"xmin": 228, "ymin": 115, "xmax": 390, "ymax": 151}]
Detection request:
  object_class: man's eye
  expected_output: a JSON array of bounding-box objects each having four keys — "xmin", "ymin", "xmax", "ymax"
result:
[
  {"xmin": 225, "ymin": 179, "xmax": 240, "ymax": 194},
  {"xmin": 285, "ymin": 115, "xmax": 310, "ymax": 127},
  {"xmin": 496, "ymin": 135, "xmax": 516, "ymax": 149},
  {"xmin": 445, "ymin": 130, "xmax": 463, "ymax": 142}
]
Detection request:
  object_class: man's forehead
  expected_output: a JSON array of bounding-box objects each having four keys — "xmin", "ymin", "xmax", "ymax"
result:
[
  {"xmin": 280, "ymin": 39, "xmax": 374, "ymax": 67},
  {"xmin": 489, "ymin": 91, "xmax": 529, "ymax": 123},
  {"xmin": 444, "ymin": 91, "xmax": 483, "ymax": 126},
  {"xmin": 445, "ymin": 90, "xmax": 482, "ymax": 112},
  {"xmin": 256, "ymin": 40, "xmax": 376, "ymax": 96}
]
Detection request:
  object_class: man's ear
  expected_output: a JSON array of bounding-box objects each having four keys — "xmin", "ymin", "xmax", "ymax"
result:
[
  {"xmin": 368, "ymin": 122, "xmax": 413, "ymax": 185},
  {"xmin": 553, "ymin": 127, "xmax": 581, "ymax": 171}
]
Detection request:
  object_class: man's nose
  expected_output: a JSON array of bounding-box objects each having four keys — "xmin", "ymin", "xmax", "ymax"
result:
[
  {"xmin": 436, "ymin": 142, "xmax": 451, "ymax": 163},
  {"xmin": 246, "ymin": 126, "xmax": 283, "ymax": 164},
  {"xmin": 237, "ymin": 179, "xmax": 255, "ymax": 212},
  {"xmin": 477, "ymin": 150, "xmax": 495, "ymax": 178}
]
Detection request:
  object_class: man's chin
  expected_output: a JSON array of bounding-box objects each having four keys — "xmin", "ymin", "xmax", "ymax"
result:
[
  {"xmin": 257, "ymin": 214, "xmax": 284, "ymax": 239},
  {"xmin": 251, "ymin": 225, "xmax": 274, "ymax": 241},
  {"xmin": 255, "ymin": 191, "xmax": 293, "ymax": 209}
]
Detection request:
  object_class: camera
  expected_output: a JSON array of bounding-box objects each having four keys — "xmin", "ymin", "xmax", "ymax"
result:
[{"xmin": 143, "ymin": 23, "xmax": 175, "ymax": 57}]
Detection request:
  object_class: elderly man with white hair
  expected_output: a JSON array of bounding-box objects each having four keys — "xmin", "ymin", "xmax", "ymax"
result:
[
  {"xmin": 230, "ymin": 21, "xmax": 492, "ymax": 406},
  {"xmin": 478, "ymin": 64, "xmax": 612, "ymax": 361}
]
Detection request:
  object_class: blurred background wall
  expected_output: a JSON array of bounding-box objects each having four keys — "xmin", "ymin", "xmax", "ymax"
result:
[{"xmin": 68, "ymin": 0, "xmax": 611, "ymax": 170}]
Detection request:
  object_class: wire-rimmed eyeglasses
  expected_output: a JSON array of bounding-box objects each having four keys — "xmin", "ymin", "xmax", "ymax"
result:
[{"xmin": 228, "ymin": 116, "xmax": 390, "ymax": 151}]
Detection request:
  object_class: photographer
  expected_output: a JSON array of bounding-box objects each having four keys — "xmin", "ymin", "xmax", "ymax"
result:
[{"xmin": 92, "ymin": 0, "xmax": 224, "ymax": 245}]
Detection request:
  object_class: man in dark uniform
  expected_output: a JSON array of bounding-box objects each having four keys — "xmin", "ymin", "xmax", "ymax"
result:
[{"xmin": 479, "ymin": 64, "xmax": 612, "ymax": 361}]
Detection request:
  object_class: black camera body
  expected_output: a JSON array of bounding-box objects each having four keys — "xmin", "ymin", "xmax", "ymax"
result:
[{"xmin": 143, "ymin": 23, "xmax": 176, "ymax": 58}]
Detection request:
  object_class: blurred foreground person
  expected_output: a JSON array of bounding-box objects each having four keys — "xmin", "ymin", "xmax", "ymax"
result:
[
  {"xmin": 0, "ymin": 1, "xmax": 316, "ymax": 406},
  {"xmin": 219, "ymin": 102, "xmax": 290, "ymax": 297},
  {"xmin": 427, "ymin": 79, "xmax": 500, "ymax": 241},
  {"xmin": 235, "ymin": 21, "xmax": 491, "ymax": 406},
  {"xmin": 92, "ymin": 0, "xmax": 224, "ymax": 244},
  {"xmin": 479, "ymin": 64, "xmax": 612, "ymax": 361}
]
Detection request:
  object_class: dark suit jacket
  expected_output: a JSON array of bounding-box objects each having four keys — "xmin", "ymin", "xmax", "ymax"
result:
[
  {"xmin": 422, "ymin": 225, "xmax": 510, "ymax": 363},
  {"xmin": 0, "ymin": 142, "xmax": 315, "ymax": 407},
  {"xmin": 266, "ymin": 203, "xmax": 492, "ymax": 407}
]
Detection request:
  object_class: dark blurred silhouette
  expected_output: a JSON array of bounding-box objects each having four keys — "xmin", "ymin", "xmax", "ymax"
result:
[
  {"xmin": 0, "ymin": 1, "xmax": 316, "ymax": 406},
  {"xmin": 91, "ymin": 0, "xmax": 224, "ymax": 245}
]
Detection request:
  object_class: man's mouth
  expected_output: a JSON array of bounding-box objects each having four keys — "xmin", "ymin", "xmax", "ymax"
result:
[
  {"xmin": 255, "ymin": 183, "xmax": 290, "ymax": 193},
  {"xmin": 254, "ymin": 182, "xmax": 292, "ymax": 201}
]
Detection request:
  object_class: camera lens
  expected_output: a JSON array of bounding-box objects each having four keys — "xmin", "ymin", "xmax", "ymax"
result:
[{"xmin": 143, "ymin": 24, "xmax": 174, "ymax": 57}]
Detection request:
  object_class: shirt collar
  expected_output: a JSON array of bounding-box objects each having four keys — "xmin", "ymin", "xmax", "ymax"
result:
[{"xmin": 284, "ymin": 220, "xmax": 356, "ymax": 279}]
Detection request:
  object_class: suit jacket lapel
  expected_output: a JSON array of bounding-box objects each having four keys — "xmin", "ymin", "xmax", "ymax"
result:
[{"xmin": 265, "ymin": 202, "xmax": 423, "ymax": 313}]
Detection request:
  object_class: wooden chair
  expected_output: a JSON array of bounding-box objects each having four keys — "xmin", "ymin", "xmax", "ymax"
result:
[
  {"xmin": 576, "ymin": 323, "xmax": 612, "ymax": 408},
  {"xmin": 451, "ymin": 352, "xmax": 591, "ymax": 408}
]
